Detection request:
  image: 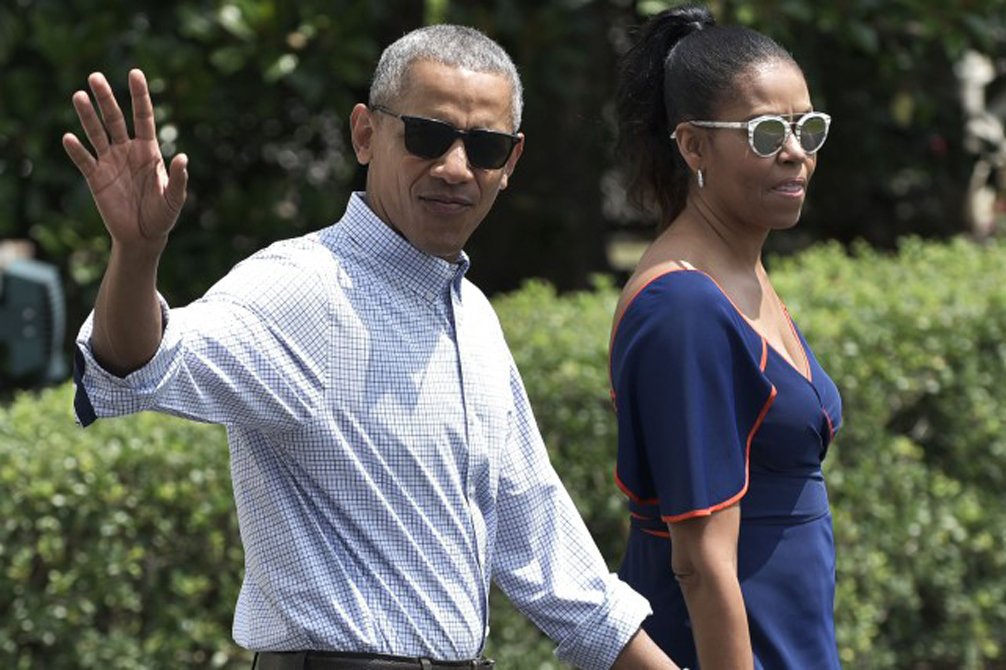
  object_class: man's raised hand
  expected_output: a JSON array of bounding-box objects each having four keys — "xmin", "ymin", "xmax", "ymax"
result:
[{"xmin": 62, "ymin": 69, "xmax": 188, "ymax": 253}]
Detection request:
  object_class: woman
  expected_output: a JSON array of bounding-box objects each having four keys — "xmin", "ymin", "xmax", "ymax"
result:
[{"xmin": 609, "ymin": 5, "xmax": 842, "ymax": 669}]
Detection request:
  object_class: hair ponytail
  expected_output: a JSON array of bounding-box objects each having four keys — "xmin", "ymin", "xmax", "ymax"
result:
[
  {"xmin": 617, "ymin": 5, "xmax": 796, "ymax": 228},
  {"xmin": 616, "ymin": 5, "xmax": 714, "ymax": 227}
]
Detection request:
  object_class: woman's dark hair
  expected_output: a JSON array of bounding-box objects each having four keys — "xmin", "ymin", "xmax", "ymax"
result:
[{"xmin": 616, "ymin": 4, "xmax": 799, "ymax": 227}]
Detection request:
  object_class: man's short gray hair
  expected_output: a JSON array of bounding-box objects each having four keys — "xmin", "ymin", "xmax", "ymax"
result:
[{"xmin": 369, "ymin": 24, "xmax": 524, "ymax": 131}]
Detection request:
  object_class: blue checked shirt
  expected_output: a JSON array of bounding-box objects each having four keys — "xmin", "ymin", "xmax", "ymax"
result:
[{"xmin": 73, "ymin": 193, "xmax": 650, "ymax": 669}]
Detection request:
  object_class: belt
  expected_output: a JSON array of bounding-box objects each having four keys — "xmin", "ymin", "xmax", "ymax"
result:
[{"xmin": 253, "ymin": 651, "xmax": 495, "ymax": 670}]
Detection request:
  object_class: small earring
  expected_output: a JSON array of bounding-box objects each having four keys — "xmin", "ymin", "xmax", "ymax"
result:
[{"xmin": 697, "ymin": 168, "xmax": 705, "ymax": 189}]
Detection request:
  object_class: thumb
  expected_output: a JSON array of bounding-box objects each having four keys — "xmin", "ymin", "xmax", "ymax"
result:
[{"xmin": 165, "ymin": 153, "xmax": 189, "ymax": 214}]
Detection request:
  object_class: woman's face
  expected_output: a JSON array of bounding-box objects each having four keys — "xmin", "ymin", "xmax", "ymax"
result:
[{"xmin": 699, "ymin": 60, "xmax": 819, "ymax": 233}]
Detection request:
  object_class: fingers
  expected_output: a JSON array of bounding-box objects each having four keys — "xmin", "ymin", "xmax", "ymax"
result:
[
  {"xmin": 165, "ymin": 153, "xmax": 189, "ymax": 214},
  {"xmin": 69, "ymin": 69, "xmax": 158, "ymax": 157},
  {"xmin": 128, "ymin": 69, "xmax": 157, "ymax": 142},
  {"xmin": 62, "ymin": 132, "xmax": 97, "ymax": 177},
  {"xmin": 88, "ymin": 72, "xmax": 131, "ymax": 145},
  {"xmin": 71, "ymin": 89, "xmax": 110, "ymax": 157}
]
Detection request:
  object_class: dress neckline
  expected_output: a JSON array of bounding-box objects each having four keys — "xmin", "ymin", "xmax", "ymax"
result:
[{"xmin": 613, "ymin": 265, "xmax": 813, "ymax": 383}]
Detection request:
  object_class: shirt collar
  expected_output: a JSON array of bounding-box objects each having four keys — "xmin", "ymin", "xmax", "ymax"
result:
[{"xmin": 338, "ymin": 192, "xmax": 470, "ymax": 305}]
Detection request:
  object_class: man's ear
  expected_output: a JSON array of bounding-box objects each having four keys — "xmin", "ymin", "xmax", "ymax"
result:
[
  {"xmin": 498, "ymin": 133, "xmax": 525, "ymax": 191},
  {"xmin": 672, "ymin": 122, "xmax": 705, "ymax": 174},
  {"xmin": 350, "ymin": 103, "xmax": 375, "ymax": 165}
]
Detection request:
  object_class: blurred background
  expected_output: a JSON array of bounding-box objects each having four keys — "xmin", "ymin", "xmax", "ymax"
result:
[
  {"xmin": 2, "ymin": 0, "xmax": 1006, "ymax": 668},
  {"xmin": 1, "ymin": 0, "xmax": 1004, "ymax": 389}
]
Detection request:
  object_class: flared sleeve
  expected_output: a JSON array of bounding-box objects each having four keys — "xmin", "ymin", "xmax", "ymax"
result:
[{"xmin": 611, "ymin": 271, "xmax": 777, "ymax": 522}]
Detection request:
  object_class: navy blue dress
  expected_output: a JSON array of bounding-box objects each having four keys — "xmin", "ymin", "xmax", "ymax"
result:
[{"xmin": 610, "ymin": 270, "xmax": 842, "ymax": 669}]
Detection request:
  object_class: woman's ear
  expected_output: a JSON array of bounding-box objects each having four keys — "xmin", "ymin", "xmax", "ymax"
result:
[{"xmin": 672, "ymin": 122, "xmax": 705, "ymax": 173}]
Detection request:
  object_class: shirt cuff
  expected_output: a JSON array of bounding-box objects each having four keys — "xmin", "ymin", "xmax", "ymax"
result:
[
  {"xmin": 553, "ymin": 575, "xmax": 652, "ymax": 670},
  {"xmin": 73, "ymin": 295, "xmax": 181, "ymax": 425}
]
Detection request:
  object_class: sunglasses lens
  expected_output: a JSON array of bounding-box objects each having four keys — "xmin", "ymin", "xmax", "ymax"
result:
[
  {"xmin": 751, "ymin": 118, "xmax": 788, "ymax": 156},
  {"xmin": 403, "ymin": 117, "xmax": 456, "ymax": 160},
  {"xmin": 400, "ymin": 115, "xmax": 515, "ymax": 169},
  {"xmin": 466, "ymin": 131, "xmax": 515, "ymax": 170},
  {"xmin": 799, "ymin": 114, "xmax": 829, "ymax": 153}
]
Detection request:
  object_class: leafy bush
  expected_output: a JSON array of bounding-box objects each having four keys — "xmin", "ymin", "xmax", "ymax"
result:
[
  {"xmin": 492, "ymin": 238, "xmax": 1006, "ymax": 669},
  {"xmin": 0, "ymin": 390, "xmax": 247, "ymax": 669},
  {"xmin": 5, "ymin": 0, "xmax": 1006, "ymax": 341},
  {"xmin": 2, "ymin": 237, "xmax": 1005, "ymax": 668},
  {"xmin": 772, "ymin": 238, "xmax": 1006, "ymax": 668}
]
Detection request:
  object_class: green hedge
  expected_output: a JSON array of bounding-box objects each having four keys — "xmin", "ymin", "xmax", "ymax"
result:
[
  {"xmin": 772, "ymin": 238, "xmax": 1006, "ymax": 668},
  {"xmin": 2, "ymin": 237, "xmax": 1005, "ymax": 669},
  {"xmin": 0, "ymin": 396, "xmax": 246, "ymax": 669}
]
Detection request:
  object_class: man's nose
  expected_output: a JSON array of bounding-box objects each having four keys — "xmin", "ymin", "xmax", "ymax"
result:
[{"xmin": 433, "ymin": 139, "xmax": 475, "ymax": 182}]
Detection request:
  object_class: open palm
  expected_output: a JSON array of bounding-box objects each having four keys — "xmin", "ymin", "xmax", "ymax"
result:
[{"xmin": 63, "ymin": 69, "xmax": 188, "ymax": 249}]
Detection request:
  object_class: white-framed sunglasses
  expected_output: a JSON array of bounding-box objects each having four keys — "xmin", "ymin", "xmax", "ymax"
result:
[{"xmin": 671, "ymin": 111, "xmax": 832, "ymax": 158}]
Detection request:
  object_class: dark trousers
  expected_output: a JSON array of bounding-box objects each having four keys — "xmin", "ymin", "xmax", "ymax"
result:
[{"xmin": 252, "ymin": 651, "xmax": 495, "ymax": 670}]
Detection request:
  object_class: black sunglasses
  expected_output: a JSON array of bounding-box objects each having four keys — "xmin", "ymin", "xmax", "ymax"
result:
[{"xmin": 371, "ymin": 105, "xmax": 520, "ymax": 170}]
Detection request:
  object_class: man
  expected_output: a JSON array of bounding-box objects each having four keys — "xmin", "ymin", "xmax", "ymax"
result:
[{"xmin": 64, "ymin": 24, "xmax": 682, "ymax": 670}]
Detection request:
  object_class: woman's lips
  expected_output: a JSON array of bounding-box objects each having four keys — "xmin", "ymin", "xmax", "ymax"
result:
[{"xmin": 771, "ymin": 179, "xmax": 806, "ymax": 197}]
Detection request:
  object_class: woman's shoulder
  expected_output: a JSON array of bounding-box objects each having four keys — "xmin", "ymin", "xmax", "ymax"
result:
[
  {"xmin": 610, "ymin": 260, "xmax": 767, "ymax": 372},
  {"xmin": 615, "ymin": 262, "xmax": 732, "ymax": 327}
]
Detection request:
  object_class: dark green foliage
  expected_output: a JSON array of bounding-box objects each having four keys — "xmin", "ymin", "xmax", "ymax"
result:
[
  {"xmin": 0, "ymin": 0, "xmax": 422, "ymax": 335},
  {"xmin": 772, "ymin": 238, "xmax": 1006, "ymax": 668},
  {"xmin": 635, "ymin": 0, "xmax": 1006, "ymax": 252},
  {"xmin": 492, "ymin": 238, "xmax": 1006, "ymax": 669},
  {"xmin": 0, "ymin": 390, "xmax": 247, "ymax": 669},
  {"xmin": 3, "ymin": 238, "xmax": 1005, "ymax": 668},
  {"xmin": 3, "ymin": 0, "xmax": 1005, "ymax": 354}
]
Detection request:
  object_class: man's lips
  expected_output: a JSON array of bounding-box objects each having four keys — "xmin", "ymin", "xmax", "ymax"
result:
[
  {"xmin": 419, "ymin": 193, "xmax": 474, "ymax": 207},
  {"xmin": 418, "ymin": 193, "xmax": 475, "ymax": 214}
]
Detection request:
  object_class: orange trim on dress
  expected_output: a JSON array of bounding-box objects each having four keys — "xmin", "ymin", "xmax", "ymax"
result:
[
  {"xmin": 659, "ymin": 381, "xmax": 778, "ymax": 524},
  {"xmin": 614, "ymin": 467, "xmax": 660, "ymax": 506},
  {"xmin": 821, "ymin": 407, "xmax": 836, "ymax": 442},
  {"xmin": 630, "ymin": 511, "xmax": 670, "ymax": 538},
  {"xmin": 608, "ymin": 268, "xmax": 781, "ymax": 525},
  {"xmin": 780, "ymin": 303, "xmax": 812, "ymax": 382},
  {"xmin": 608, "ymin": 266, "xmax": 692, "ymax": 393},
  {"xmin": 608, "ymin": 266, "xmax": 809, "ymax": 391}
]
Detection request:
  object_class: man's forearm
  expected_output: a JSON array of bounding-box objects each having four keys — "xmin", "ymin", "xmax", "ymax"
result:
[
  {"xmin": 611, "ymin": 629, "xmax": 684, "ymax": 670},
  {"xmin": 91, "ymin": 242, "xmax": 165, "ymax": 376}
]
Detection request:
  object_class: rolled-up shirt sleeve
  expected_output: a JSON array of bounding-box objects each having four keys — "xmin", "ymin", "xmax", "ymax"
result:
[
  {"xmin": 74, "ymin": 294, "xmax": 185, "ymax": 426},
  {"xmin": 73, "ymin": 244, "xmax": 331, "ymax": 432},
  {"xmin": 493, "ymin": 360, "xmax": 651, "ymax": 670}
]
